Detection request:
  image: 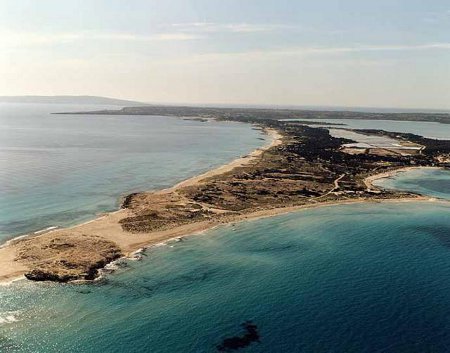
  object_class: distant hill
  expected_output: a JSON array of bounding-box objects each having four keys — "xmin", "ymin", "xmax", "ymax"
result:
[
  {"xmin": 63, "ymin": 104, "xmax": 450, "ymax": 124},
  {"xmin": 0, "ymin": 95, "xmax": 147, "ymax": 106}
]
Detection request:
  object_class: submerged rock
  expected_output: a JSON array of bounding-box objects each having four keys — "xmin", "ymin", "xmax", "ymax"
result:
[{"xmin": 216, "ymin": 321, "xmax": 260, "ymax": 352}]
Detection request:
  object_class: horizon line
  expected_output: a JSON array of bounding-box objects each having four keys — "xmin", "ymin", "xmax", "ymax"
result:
[{"xmin": 1, "ymin": 94, "xmax": 450, "ymax": 113}]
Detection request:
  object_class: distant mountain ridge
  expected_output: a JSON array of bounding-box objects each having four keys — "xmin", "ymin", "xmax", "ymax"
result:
[{"xmin": 0, "ymin": 95, "xmax": 147, "ymax": 106}]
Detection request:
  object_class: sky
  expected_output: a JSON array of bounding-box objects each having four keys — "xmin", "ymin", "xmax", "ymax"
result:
[{"xmin": 0, "ymin": 0, "xmax": 449, "ymax": 109}]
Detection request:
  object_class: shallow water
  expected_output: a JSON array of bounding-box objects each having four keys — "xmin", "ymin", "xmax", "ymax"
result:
[
  {"xmin": 2, "ymin": 201, "xmax": 450, "ymax": 353},
  {"xmin": 2, "ymin": 107, "xmax": 450, "ymax": 352},
  {"xmin": 374, "ymin": 168, "xmax": 450, "ymax": 201},
  {"xmin": 0, "ymin": 103, "xmax": 266, "ymax": 242}
]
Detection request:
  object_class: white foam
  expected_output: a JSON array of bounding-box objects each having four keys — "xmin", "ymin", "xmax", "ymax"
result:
[
  {"xmin": 153, "ymin": 243, "xmax": 168, "ymax": 248},
  {"xmin": 34, "ymin": 226, "xmax": 58, "ymax": 235},
  {"xmin": 0, "ymin": 276, "xmax": 25, "ymax": 286},
  {"xmin": 103, "ymin": 262, "xmax": 119, "ymax": 271},
  {"xmin": 0, "ymin": 312, "xmax": 19, "ymax": 325},
  {"xmin": 128, "ymin": 253, "xmax": 143, "ymax": 261}
]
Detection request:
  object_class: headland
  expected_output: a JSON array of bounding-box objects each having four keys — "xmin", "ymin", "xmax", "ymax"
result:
[{"xmin": 1, "ymin": 114, "xmax": 450, "ymax": 283}]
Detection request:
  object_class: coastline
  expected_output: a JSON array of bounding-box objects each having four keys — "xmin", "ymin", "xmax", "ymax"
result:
[
  {"xmin": 0, "ymin": 125, "xmax": 447, "ymax": 284},
  {"xmin": 0, "ymin": 194, "xmax": 437, "ymax": 285},
  {"xmin": 0, "ymin": 173, "xmax": 440, "ymax": 286},
  {"xmin": 0, "ymin": 127, "xmax": 281, "ymax": 284},
  {"xmin": 162, "ymin": 127, "xmax": 283, "ymax": 193},
  {"xmin": 364, "ymin": 166, "xmax": 442, "ymax": 190}
]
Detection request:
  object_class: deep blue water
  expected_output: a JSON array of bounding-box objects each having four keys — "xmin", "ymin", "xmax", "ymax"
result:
[
  {"xmin": 2, "ymin": 201, "xmax": 450, "ymax": 353},
  {"xmin": 2, "ymin": 106, "xmax": 450, "ymax": 353},
  {"xmin": 0, "ymin": 103, "xmax": 266, "ymax": 242}
]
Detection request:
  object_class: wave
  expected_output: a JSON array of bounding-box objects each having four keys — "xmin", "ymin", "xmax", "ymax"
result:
[
  {"xmin": 0, "ymin": 312, "xmax": 19, "ymax": 325},
  {"xmin": 34, "ymin": 226, "xmax": 58, "ymax": 235}
]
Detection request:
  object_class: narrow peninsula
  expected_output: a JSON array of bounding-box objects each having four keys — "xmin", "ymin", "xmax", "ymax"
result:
[{"xmin": 1, "ymin": 109, "xmax": 450, "ymax": 283}]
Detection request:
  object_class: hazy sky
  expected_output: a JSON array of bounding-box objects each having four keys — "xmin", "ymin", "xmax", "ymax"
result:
[{"xmin": 1, "ymin": 0, "xmax": 450, "ymax": 109}]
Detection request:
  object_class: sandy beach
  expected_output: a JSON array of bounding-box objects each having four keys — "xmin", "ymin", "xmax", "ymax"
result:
[
  {"xmin": 364, "ymin": 166, "xmax": 442, "ymax": 190},
  {"xmin": 0, "ymin": 128, "xmax": 281, "ymax": 283},
  {"xmin": 0, "ymin": 127, "xmax": 442, "ymax": 284},
  {"xmin": 162, "ymin": 128, "xmax": 283, "ymax": 193}
]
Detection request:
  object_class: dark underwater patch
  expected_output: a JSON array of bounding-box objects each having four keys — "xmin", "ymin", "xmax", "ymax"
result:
[
  {"xmin": 104, "ymin": 266, "xmax": 220, "ymax": 299},
  {"xmin": 249, "ymin": 243, "xmax": 296, "ymax": 253},
  {"xmin": 416, "ymin": 225, "xmax": 450, "ymax": 249},
  {"xmin": 216, "ymin": 321, "xmax": 260, "ymax": 352}
]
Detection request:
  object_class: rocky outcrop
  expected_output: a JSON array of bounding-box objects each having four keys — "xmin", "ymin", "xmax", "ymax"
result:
[
  {"xmin": 15, "ymin": 234, "xmax": 122, "ymax": 282},
  {"xmin": 121, "ymin": 192, "xmax": 143, "ymax": 209}
]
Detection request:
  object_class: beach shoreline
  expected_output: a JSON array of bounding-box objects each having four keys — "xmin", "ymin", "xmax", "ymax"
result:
[
  {"xmin": 0, "ymin": 124, "xmax": 447, "ymax": 284},
  {"xmin": 364, "ymin": 166, "xmax": 442, "ymax": 190},
  {"xmin": 0, "ymin": 127, "xmax": 281, "ymax": 283},
  {"xmin": 0, "ymin": 194, "xmax": 438, "ymax": 285},
  {"xmin": 0, "ymin": 166, "xmax": 440, "ymax": 285}
]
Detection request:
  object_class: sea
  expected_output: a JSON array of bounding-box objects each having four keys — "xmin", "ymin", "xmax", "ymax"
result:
[
  {"xmin": 1, "ymin": 104, "xmax": 450, "ymax": 353},
  {"xmin": 0, "ymin": 103, "xmax": 267, "ymax": 242}
]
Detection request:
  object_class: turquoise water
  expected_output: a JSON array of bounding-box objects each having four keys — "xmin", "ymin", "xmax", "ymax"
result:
[
  {"xmin": 0, "ymin": 103, "xmax": 266, "ymax": 242},
  {"xmin": 2, "ymin": 106, "xmax": 450, "ymax": 352},
  {"xmin": 374, "ymin": 168, "xmax": 450, "ymax": 201},
  {"xmin": 2, "ymin": 201, "xmax": 450, "ymax": 352}
]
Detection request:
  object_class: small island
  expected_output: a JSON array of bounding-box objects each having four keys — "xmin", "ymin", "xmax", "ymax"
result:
[{"xmin": 1, "ymin": 108, "xmax": 450, "ymax": 283}]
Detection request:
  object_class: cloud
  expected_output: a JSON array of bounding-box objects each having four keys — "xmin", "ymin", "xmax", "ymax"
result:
[
  {"xmin": 292, "ymin": 43, "xmax": 450, "ymax": 54},
  {"xmin": 193, "ymin": 42, "xmax": 450, "ymax": 61},
  {"xmin": 0, "ymin": 31, "xmax": 200, "ymax": 48},
  {"xmin": 67, "ymin": 42, "xmax": 450, "ymax": 68},
  {"xmin": 170, "ymin": 22, "xmax": 296, "ymax": 33},
  {"xmin": 91, "ymin": 32, "xmax": 200, "ymax": 42},
  {"xmin": 0, "ymin": 22, "xmax": 295, "ymax": 49}
]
